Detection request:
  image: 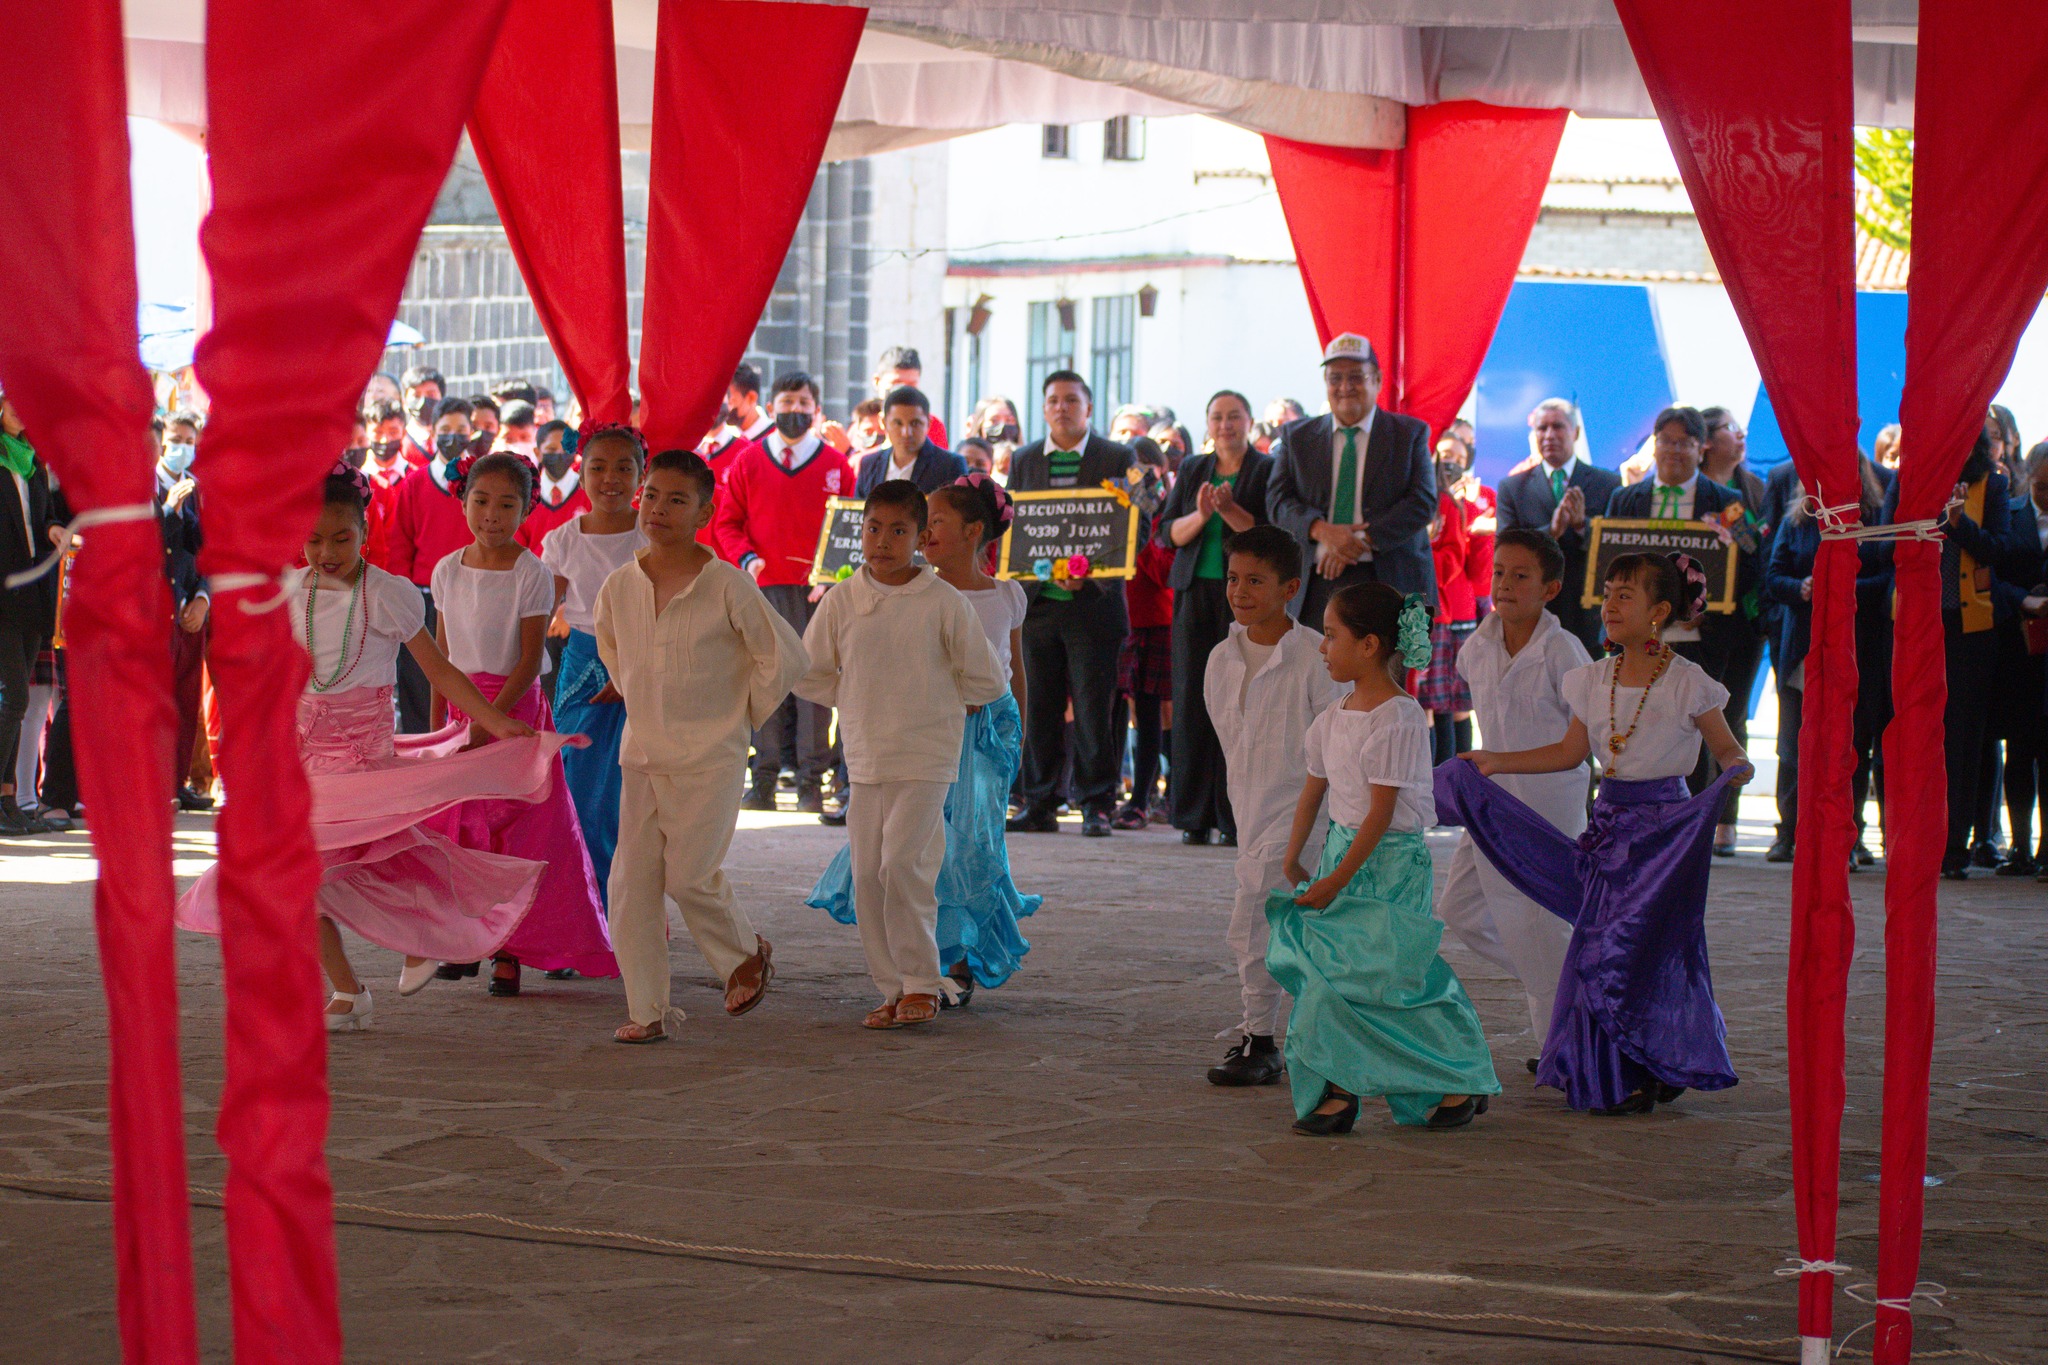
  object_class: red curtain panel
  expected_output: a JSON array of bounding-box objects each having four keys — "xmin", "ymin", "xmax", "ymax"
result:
[
  {"xmin": 637, "ymin": 0, "xmax": 870, "ymax": 452},
  {"xmin": 1882, "ymin": 6, "xmax": 2048, "ymax": 1361},
  {"xmin": 1612, "ymin": 3, "xmax": 1862, "ymax": 1357},
  {"xmin": 1267, "ymin": 103, "xmax": 1565, "ymax": 439},
  {"xmin": 469, "ymin": 0, "xmax": 634, "ymax": 427},
  {"xmin": 0, "ymin": 2, "xmax": 197, "ymax": 1359},
  {"xmin": 193, "ymin": 0, "xmax": 514, "ymax": 1357}
]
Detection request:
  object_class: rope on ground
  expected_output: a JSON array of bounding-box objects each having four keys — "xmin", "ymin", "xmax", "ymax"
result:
[{"xmin": 0, "ymin": 1173, "xmax": 2022, "ymax": 1365}]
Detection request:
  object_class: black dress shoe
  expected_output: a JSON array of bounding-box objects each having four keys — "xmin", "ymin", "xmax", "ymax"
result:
[
  {"xmin": 940, "ymin": 973, "xmax": 975, "ymax": 1010},
  {"xmin": 1970, "ymin": 841, "xmax": 2003, "ymax": 870},
  {"xmin": 176, "ymin": 785, "xmax": 216, "ymax": 812},
  {"xmin": 1425, "ymin": 1095, "xmax": 1481, "ymax": 1129},
  {"xmin": 1080, "ymin": 811, "xmax": 1113, "ymax": 838},
  {"xmin": 1711, "ymin": 842, "xmax": 1737, "ymax": 858},
  {"xmin": 1590, "ymin": 1091, "xmax": 1656, "ymax": 1116},
  {"xmin": 1654, "ymin": 1083, "xmax": 1687, "ymax": 1104},
  {"xmin": 740, "ymin": 787, "xmax": 778, "ymax": 812},
  {"xmin": 1525, "ymin": 1057, "xmax": 1540, "ymax": 1075},
  {"xmin": 435, "ymin": 961, "xmax": 481, "ymax": 981},
  {"xmin": 795, "ymin": 785, "xmax": 824, "ymax": 814},
  {"xmin": 1765, "ymin": 838, "xmax": 1795, "ymax": 864},
  {"xmin": 1854, "ymin": 841, "xmax": 1876, "ymax": 866},
  {"xmin": 1291, "ymin": 1087, "xmax": 1360, "ymax": 1136},
  {"xmin": 1180, "ymin": 829, "xmax": 1210, "ymax": 846},
  {"xmin": 1994, "ymin": 853, "xmax": 2038, "ymax": 878},
  {"xmin": 0, "ymin": 797, "xmax": 51, "ymax": 835},
  {"xmin": 488, "ymin": 956, "xmax": 521, "ymax": 997},
  {"xmin": 1005, "ymin": 808, "xmax": 1058, "ymax": 834},
  {"xmin": 544, "ymin": 968, "xmax": 580, "ymax": 981},
  {"xmin": 1214, "ymin": 831, "xmax": 1236, "ymax": 848},
  {"xmin": 819, "ymin": 809, "xmax": 847, "ymax": 827},
  {"xmin": 1207, "ymin": 1035, "xmax": 1284, "ymax": 1087}
]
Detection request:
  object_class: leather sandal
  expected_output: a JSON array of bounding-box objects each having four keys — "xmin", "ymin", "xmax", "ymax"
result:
[
  {"xmin": 862, "ymin": 1002, "xmax": 900, "ymax": 1030},
  {"xmin": 613, "ymin": 1020, "xmax": 668, "ymax": 1044},
  {"xmin": 894, "ymin": 993, "xmax": 940, "ymax": 1026},
  {"xmin": 724, "ymin": 936, "xmax": 774, "ymax": 1016}
]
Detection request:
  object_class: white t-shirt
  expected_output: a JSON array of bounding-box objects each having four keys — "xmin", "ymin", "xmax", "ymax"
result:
[
  {"xmin": 1236, "ymin": 635, "xmax": 1278, "ymax": 708},
  {"xmin": 961, "ymin": 580, "xmax": 1029, "ymax": 677},
  {"xmin": 292, "ymin": 564, "xmax": 427, "ymax": 695},
  {"xmin": 541, "ymin": 518, "xmax": 647, "ymax": 634},
  {"xmin": 1456, "ymin": 610, "xmax": 1593, "ymax": 833},
  {"xmin": 1304, "ymin": 693, "xmax": 1435, "ymax": 832},
  {"xmin": 1561, "ymin": 652, "xmax": 1730, "ymax": 781},
  {"xmin": 429, "ymin": 547, "xmax": 557, "ymax": 678}
]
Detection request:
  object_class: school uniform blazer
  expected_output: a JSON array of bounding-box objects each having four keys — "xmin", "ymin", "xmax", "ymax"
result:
[
  {"xmin": 1604, "ymin": 475, "xmax": 1760, "ymax": 664},
  {"xmin": 1497, "ymin": 459, "xmax": 1625, "ymax": 562},
  {"xmin": 1763, "ymin": 516, "xmax": 1893, "ymax": 681},
  {"xmin": 1266, "ymin": 409, "xmax": 1437, "ymax": 605},
  {"xmin": 853, "ymin": 440, "xmax": 969, "ymax": 497},
  {"xmin": 0, "ymin": 460, "xmax": 58, "ymax": 634},
  {"xmin": 1156, "ymin": 450, "xmax": 1274, "ymax": 591},
  {"xmin": 1870, "ymin": 472, "xmax": 2022, "ymax": 630},
  {"xmin": 1006, "ymin": 433, "xmax": 1135, "ymax": 608}
]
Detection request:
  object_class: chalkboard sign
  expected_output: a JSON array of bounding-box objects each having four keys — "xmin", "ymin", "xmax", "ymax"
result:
[
  {"xmin": 809, "ymin": 497, "xmax": 928, "ymax": 585},
  {"xmin": 997, "ymin": 488, "xmax": 1141, "ymax": 582},
  {"xmin": 1581, "ymin": 517, "xmax": 1739, "ymax": 613}
]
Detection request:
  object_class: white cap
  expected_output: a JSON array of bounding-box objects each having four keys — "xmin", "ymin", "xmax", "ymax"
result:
[{"xmin": 1321, "ymin": 332, "xmax": 1377, "ymax": 366}]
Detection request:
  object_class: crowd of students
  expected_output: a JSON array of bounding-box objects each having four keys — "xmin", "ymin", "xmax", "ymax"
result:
[{"xmin": 1, "ymin": 328, "xmax": 2044, "ymax": 1133}]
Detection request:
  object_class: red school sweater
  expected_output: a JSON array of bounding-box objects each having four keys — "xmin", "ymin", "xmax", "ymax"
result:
[
  {"xmin": 697, "ymin": 435, "xmax": 759, "ymax": 563},
  {"xmin": 516, "ymin": 475, "xmax": 592, "ymax": 553},
  {"xmin": 714, "ymin": 439, "xmax": 855, "ymax": 587},
  {"xmin": 386, "ymin": 463, "xmax": 474, "ymax": 589}
]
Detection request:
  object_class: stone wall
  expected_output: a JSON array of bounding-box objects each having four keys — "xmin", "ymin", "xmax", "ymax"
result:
[{"xmin": 1521, "ymin": 208, "xmax": 1716, "ymax": 279}]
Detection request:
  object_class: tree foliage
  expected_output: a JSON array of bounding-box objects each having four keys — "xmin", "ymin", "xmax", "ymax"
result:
[{"xmin": 1854, "ymin": 127, "xmax": 1913, "ymax": 253}]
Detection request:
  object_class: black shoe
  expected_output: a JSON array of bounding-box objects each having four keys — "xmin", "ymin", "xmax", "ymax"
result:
[
  {"xmin": 1426, "ymin": 1095, "xmax": 1482, "ymax": 1129},
  {"xmin": 1525, "ymin": 1057, "xmax": 1540, "ymax": 1075},
  {"xmin": 819, "ymin": 808, "xmax": 847, "ymax": 827},
  {"xmin": 1215, "ymin": 831, "xmax": 1236, "ymax": 848},
  {"xmin": 544, "ymin": 968, "xmax": 580, "ymax": 981},
  {"xmin": 1180, "ymin": 829, "xmax": 1210, "ymax": 846},
  {"xmin": 1854, "ymin": 841, "xmax": 1876, "ymax": 867},
  {"xmin": 740, "ymin": 787, "xmax": 778, "ymax": 812},
  {"xmin": 176, "ymin": 785, "xmax": 216, "ymax": 812},
  {"xmin": 1080, "ymin": 811, "xmax": 1113, "ymax": 838},
  {"xmin": 1970, "ymin": 841, "xmax": 2003, "ymax": 870},
  {"xmin": 488, "ymin": 956, "xmax": 521, "ymax": 997},
  {"xmin": 1940, "ymin": 855, "xmax": 1970, "ymax": 881},
  {"xmin": 1712, "ymin": 841, "xmax": 1737, "ymax": 858},
  {"xmin": 1590, "ymin": 1091, "xmax": 1657, "ymax": 1116},
  {"xmin": 940, "ymin": 973, "xmax": 975, "ymax": 1010},
  {"xmin": 1654, "ymin": 1083, "xmax": 1687, "ymax": 1104},
  {"xmin": 1994, "ymin": 853, "xmax": 2038, "ymax": 878},
  {"xmin": 795, "ymin": 785, "xmax": 824, "ymax": 814},
  {"xmin": 1765, "ymin": 838, "xmax": 1795, "ymax": 864},
  {"xmin": 1005, "ymin": 808, "xmax": 1058, "ymax": 834},
  {"xmin": 1207, "ymin": 1035, "xmax": 1284, "ymax": 1087},
  {"xmin": 1291, "ymin": 1087, "xmax": 1360, "ymax": 1136},
  {"xmin": 0, "ymin": 797, "xmax": 51, "ymax": 835},
  {"xmin": 435, "ymin": 961, "xmax": 481, "ymax": 981}
]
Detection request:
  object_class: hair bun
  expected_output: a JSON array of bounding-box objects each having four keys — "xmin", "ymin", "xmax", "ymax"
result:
[
  {"xmin": 328, "ymin": 457, "xmax": 372, "ymax": 506},
  {"xmin": 1667, "ymin": 551, "xmax": 1711, "ymax": 623}
]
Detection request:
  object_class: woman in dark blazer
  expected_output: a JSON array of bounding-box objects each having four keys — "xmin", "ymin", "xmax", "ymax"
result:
[{"xmin": 1159, "ymin": 389, "xmax": 1273, "ymax": 845}]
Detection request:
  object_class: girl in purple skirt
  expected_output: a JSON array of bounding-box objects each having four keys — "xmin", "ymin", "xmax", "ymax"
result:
[{"xmin": 1439, "ymin": 552, "xmax": 1752, "ymax": 1115}]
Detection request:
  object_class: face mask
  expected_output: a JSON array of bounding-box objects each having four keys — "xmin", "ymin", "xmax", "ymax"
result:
[
  {"xmin": 370, "ymin": 439, "xmax": 401, "ymax": 462},
  {"xmin": 541, "ymin": 449, "xmax": 574, "ymax": 478},
  {"xmin": 434, "ymin": 432, "xmax": 468, "ymax": 460},
  {"xmin": 405, "ymin": 394, "xmax": 438, "ymax": 424},
  {"xmin": 161, "ymin": 442, "xmax": 196, "ymax": 477},
  {"xmin": 342, "ymin": 446, "xmax": 369, "ymax": 470},
  {"xmin": 774, "ymin": 410, "xmax": 814, "ymax": 442}
]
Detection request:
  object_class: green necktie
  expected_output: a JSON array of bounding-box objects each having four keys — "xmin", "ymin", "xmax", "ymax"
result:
[
  {"xmin": 1332, "ymin": 426, "xmax": 1359, "ymax": 524},
  {"xmin": 1549, "ymin": 466, "xmax": 1566, "ymax": 503},
  {"xmin": 1656, "ymin": 485, "xmax": 1680, "ymax": 519}
]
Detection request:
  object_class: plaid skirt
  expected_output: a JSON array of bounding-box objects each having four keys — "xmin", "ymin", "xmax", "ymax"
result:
[
  {"xmin": 1416, "ymin": 621, "xmax": 1475, "ymax": 713},
  {"xmin": 1118, "ymin": 624, "xmax": 1175, "ymax": 699}
]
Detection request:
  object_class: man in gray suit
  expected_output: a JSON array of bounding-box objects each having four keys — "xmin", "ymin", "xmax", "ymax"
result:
[{"xmin": 1267, "ymin": 332, "xmax": 1438, "ymax": 625}]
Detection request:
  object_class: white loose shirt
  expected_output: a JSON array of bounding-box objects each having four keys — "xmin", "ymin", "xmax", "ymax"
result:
[
  {"xmin": 796, "ymin": 566, "xmax": 1009, "ymax": 785},
  {"xmin": 291, "ymin": 564, "xmax": 426, "ymax": 696},
  {"xmin": 1304, "ymin": 693, "xmax": 1435, "ymax": 832},
  {"xmin": 1456, "ymin": 609, "xmax": 1593, "ymax": 834},
  {"xmin": 430, "ymin": 548, "xmax": 557, "ymax": 677},
  {"xmin": 1562, "ymin": 652, "xmax": 1729, "ymax": 781},
  {"xmin": 961, "ymin": 580, "xmax": 1029, "ymax": 677},
  {"xmin": 1203, "ymin": 621, "xmax": 1345, "ymax": 853},
  {"xmin": 541, "ymin": 518, "xmax": 647, "ymax": 634}
]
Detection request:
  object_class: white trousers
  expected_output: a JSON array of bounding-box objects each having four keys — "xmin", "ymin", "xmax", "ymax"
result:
[
  {"xmin": 847, "ymin": 779, "xmax": 950, "ymax": 1003},
  {"xmin": 1226, "ymin": 845, "xmax": 1291, "ymax": 1041},
  {"xmin": 1437, "ymin": 836, "xmax": 1573, "ymax": 1040},
  {"xmin": 608, "ymin": 767, "xmax": 755, "ymax": 1027}
]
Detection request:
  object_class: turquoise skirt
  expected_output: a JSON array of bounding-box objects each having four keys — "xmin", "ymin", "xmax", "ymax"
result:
[{"xmin": 1265, "ymin": 825, "xmax": 1500, "ymax": 1125}]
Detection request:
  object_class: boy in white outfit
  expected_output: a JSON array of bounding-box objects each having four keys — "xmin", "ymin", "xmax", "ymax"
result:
[
  {"xmin": 1202, "ymin": 526, "xmax": 1345, "ymax": 1087},
  {"xmin": 797, "ymin": 479, "xmax": 1008, "ymax": 1029},
  {"xmin": 595, "ymin": 449, "xmax": 809, "ymax": 1045},
  {"xmin": 1438, "ymin": 528, "xmax": 1590, "ymax": 1062}
]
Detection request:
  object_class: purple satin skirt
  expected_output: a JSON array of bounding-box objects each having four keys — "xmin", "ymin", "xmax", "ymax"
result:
[{"xmin": 1434, "ymin": 759, "xmax": 1740, "ymax": 1111}]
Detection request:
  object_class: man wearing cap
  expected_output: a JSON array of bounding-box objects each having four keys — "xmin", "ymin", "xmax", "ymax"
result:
[{"xmin": 1267, "ymin": 333, "xmax": 1438, "ymax": 624}]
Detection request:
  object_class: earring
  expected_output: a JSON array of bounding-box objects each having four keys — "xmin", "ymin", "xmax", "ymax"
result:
[{"xmin": 1644, "ymin": 635, "xmax": 1663, "ymax": 657}]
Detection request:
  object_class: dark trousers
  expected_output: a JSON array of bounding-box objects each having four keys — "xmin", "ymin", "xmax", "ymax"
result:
[
  {"xmin": 395, "ymin": 587, "xmax": 437, "ymax": 733},
  {"xmin": 171, "ymin": 617, "xmax": 207, "ymax": 793},
  {"xmin": 0, "ymin": 618, "xmax": 41, "ymax": 783},
  {"xmin": 752, "ymin": 583, "xmax": 831, "ymax": 791},
  {"xmin": 38, "ymin": 652, "xmax": 75, "ymax": 812},
  {"xmin": 1716, "ymin": 626, "xmax": 1765, "ymax": 825},
  {"xmin": 1113, "ymin": 692, "xmax": 1165, "ymax": 811},
  {"xmin": 1021, "ymin": 588, "xmax": 1127, "ymax": 817},
  {"xmin": 1943, "ymin": 622, "xmax": 1998, "ymax": 865},
  {"xmin": 1995, "ymin": 628, "xmax": 2047, "ymax": 859},
  {"xmin": 1299, "ymin": 557, "xmax": 1378, "ymax": 635},
  {"xmin": 1775, "ymin": 683, "xmax": 1881, "ymax": 845},
  {"xmin": 1169, "ymin": 577, "xmax": 1235, "ymax": 837}
]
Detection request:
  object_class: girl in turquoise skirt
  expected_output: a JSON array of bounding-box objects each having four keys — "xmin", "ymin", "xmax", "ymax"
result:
[{"xmin": 1267, "ymin": 583, "xmax": 1501, "ymax": 1134}]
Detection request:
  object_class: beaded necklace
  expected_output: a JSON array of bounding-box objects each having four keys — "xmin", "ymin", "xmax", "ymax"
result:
[
  {"xmin": 1605, "ymin": 645, "xmax": 1673, "ymax": 757},
  {"xmin": 305, "ymin": 560, "xmax": 370, "ymax": 693}
]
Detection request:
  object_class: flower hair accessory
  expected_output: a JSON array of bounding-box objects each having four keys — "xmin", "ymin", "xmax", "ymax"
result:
[
  {"xmin": 450, "ymin": 450, "xmax": 537, "ymax": 513},
  {"xmin": 1396, "ymin": 593, "xmax": 1433, "ymax": 671},
  {"xmin": 579, "ymin": 421, "xmax": 648, "ymax": 462},
  {"xmin": 1667, "ymin": 551, "xmax": 1711, "ymax": 622},
  {"xmin": 328, "ymin": 457, "xmax": 373, "ymax": 506},
  {"xmin": 951, "ymin": 470, "xmax": 1015, "ymax": 532}
]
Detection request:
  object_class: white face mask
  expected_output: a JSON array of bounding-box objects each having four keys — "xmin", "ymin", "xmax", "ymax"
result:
[{"xmin": 161, "ymin": 441, "xmax": 196, "ymax": 477}]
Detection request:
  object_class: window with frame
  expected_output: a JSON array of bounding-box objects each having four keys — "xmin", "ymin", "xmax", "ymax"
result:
[
  {"xmin": 1090, "ymin": 295, "xmax": 1136, "ymax": 412},
  {"xmin": 1025, "ymin": 301, "xmax": 1075, "ymax": 441},
  {"xmin": 1103, "ymin": 116, "xmax": 1145, "ymax": 162},
  {"xmin": 1042, "ymin": 124, "xmax": 1071, "ymax": 159}
]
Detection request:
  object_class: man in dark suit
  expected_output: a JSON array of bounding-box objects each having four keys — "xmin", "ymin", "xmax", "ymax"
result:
[
  {"xmin": 1495, "ymin": 398, "xmax": 1624, "ymax": 654},
  {"xmin": 0, "ymin": 393, "xmax": 59, "ymax": 834},
  {"xmin": 1005, "ymin": 370, "xmax": 1134, "ymax": 838},
  {"xmin": 853, "ymin": 386, "xmax": 967, "ymax": 496},
  {"xmin": 1266, "ymin": 333, "xmax": 1437, "ymax": 627},
  {"xmin": 154, "ymin": 411, "xmax": 214, "ymax": 812}
]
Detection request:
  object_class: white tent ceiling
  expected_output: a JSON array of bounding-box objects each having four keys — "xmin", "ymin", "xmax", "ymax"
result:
[{"xmin": 119, "ymin": 0, "xmax": 1921, "ymax": 153}]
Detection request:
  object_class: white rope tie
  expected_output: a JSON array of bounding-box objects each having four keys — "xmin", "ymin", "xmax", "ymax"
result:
[
  {"xmin": 1834, "ymin": 1281, "xmax": 1949, "ymax": 1356},
  {"xmin": 2, "ymin": 502, "xmax": 156, "ymax": 589},
  {"xmin": 1776, "ymin": 1255, "xmax": 1854, "ymax": 1277},
  {"xmin": 205, "ymin": 571, "xmax": 295, "ymax": 615},
  {"xmin": 1804, "ymin": 490, "xmax": 1963, "ymax": 543}
]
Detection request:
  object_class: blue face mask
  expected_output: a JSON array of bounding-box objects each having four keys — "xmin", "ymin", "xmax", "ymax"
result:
[{"xmin": 161, "ymin": 441, "xmax": 196, "ymax": 477}]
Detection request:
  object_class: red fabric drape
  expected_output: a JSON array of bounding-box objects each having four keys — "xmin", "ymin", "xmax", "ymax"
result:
[
  {"xmin": 1266, "ymin": 103, "xmax": 1565, "ymax": 439},
  {"xmin": 1883, "ymin": 7, "xmax": 2048, "ymax": 1361},
  {"xmin": 194, "ymin": 0, "xmax": 514, "ymax": 1357},
  {"xmin": 469, "ymin": 0, "xmax": 633, "ymax": 426},
  {"xmin": 638, "ymin": 0, "xmax": 869, "ymax": 451},
  {"xmin": 0, "ymin": 3, "xmax": 195, "ymax": 1359},
  {"xmin": 1613, "ymin": 2, "xmax": 1862, "ymax": 1353}
]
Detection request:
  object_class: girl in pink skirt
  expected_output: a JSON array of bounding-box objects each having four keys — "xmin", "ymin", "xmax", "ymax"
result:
[
  {"xmin": 178, "ymin": 464, "xmax": 580, "ymax": 1030},
  {"xmin": 427, "ymin": 452, "xmax": 615, "ymax": 995}
]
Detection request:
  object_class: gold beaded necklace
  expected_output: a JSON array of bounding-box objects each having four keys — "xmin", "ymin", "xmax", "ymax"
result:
[{"xmin": 1605, "ymin": 645, "xmax": 1673, "ymax": 757}]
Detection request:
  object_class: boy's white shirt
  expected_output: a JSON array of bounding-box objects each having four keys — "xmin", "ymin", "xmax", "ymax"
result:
[
  {"xmin": 1204, "ymin": 619, "xmax": 1346, "ymax": 857},
  {"xmin": 1455, "ymin": 607, "xmax": 1593, "ymax": 834},
  {"xmin": 795, "ymin": 564, "xmax": 1008, "ymax": 785},
  {"xmin": 593, "ymin": 552, "xmax": 808, "ymax": 775}
]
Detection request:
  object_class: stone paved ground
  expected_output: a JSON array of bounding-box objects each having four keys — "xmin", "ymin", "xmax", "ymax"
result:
[{"xmin": 1, "ymin": 793, "xmax": 2042, "ymax": 1363}]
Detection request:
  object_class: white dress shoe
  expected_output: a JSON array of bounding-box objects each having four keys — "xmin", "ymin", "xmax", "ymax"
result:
[
  {"xmin": 325, "ymin": 990, "xmax": 373, "ymax": 1031},
  {"xmin": 397, "ymin": 959, "xmax": 439, "ymax": 997}
]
